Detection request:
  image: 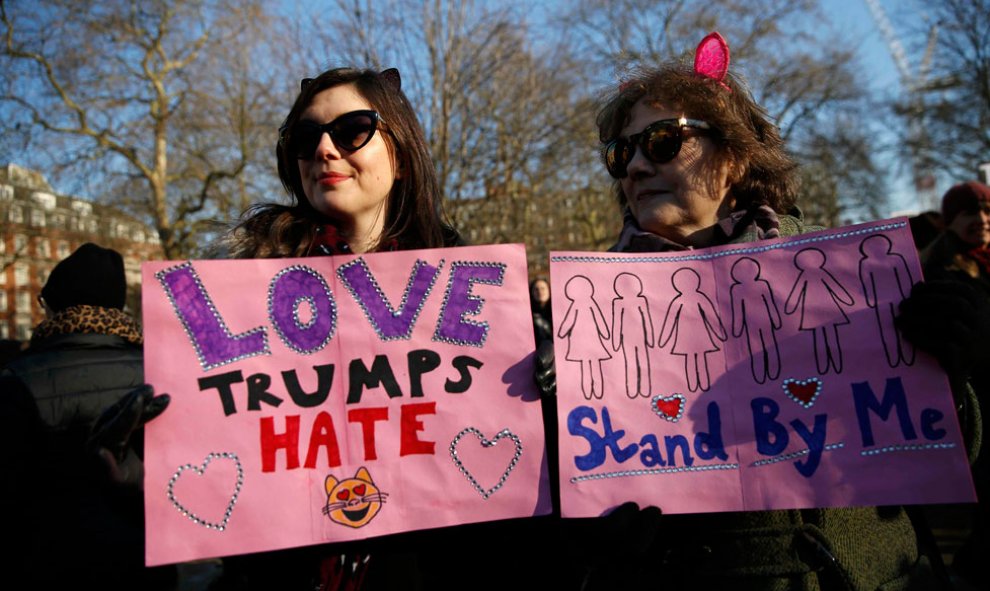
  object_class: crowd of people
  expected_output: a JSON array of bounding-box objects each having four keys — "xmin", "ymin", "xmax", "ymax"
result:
[{"xmin": 2, "ymin": 31, "xmax": 987, "ymax": 590}]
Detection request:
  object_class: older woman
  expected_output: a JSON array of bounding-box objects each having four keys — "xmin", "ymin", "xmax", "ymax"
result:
[{"xmin": 586, "ymin": 33, "xmax": 941, "ymax": 590}]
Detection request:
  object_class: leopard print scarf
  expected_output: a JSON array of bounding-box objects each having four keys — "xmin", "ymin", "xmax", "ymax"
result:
[{"xmin": 30, "ymin": 305, "xmax": 143, "ymax": 346}]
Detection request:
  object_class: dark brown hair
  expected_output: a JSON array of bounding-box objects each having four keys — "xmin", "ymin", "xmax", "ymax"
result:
[
  {"xmin": 227, "ymin": 68, "xmax": 450, "ymax": 257},
  {"xmin": 597, "ymin": 62, "xmax": 798, "ymax": 214}
]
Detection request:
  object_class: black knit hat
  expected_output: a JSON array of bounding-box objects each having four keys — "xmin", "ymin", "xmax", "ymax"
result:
[{"xmin": 41, "ymin": 243, "xmax": 126, "ymax": 312}]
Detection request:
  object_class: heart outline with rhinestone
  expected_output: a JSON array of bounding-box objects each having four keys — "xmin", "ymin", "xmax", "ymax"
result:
[
  {"xmin": 167, "ymin": 452, "xmax": 244, "ymax": 532},
  {"xmin": 449, "ymin": 427, "xmax": 522, "ymax": 500},
  {"xmin": 782, "ymin": 377, "xmax": 823, "ymax": 408},
  {"xmin": 652, "ymin": 393, "xmax": 687, "ymax": 422}
]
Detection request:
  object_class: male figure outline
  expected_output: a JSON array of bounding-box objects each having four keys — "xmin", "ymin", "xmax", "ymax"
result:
[
  {"xmin": 729, "ymin": 257, "xmax": 783, "ymax": 384},
  {"xmin": 858, "ymin": 234, "xmax": 915, "ymax": 367},
  {"xmin": 611, "ymin": 272, "xmax": 655, "ymax": 398}
]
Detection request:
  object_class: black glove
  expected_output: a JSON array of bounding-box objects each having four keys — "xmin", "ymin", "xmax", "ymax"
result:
[
  {"xmin": 898, "ymin": 280, "xmax": 990, "ymax": 381},
  {"xmin": 576, "ymin": 502, "xmax": 663, "ymax": 589},
  {"xmin": 89, "ymin": 385, "xmax": 170, "ymax": 455},
  {"xmin": 534, "ymin": 339, "xmax": 556, "ymax": 398}
]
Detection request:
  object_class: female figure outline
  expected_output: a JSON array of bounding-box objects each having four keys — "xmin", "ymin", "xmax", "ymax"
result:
[
  {"xmin": 557, "ymin": 275, "xmax": 611, "ymax": 399},
  {"xmin": 658, "ymin": 268, "xmax": 727, "ymax": 393},
  {"xmin": 610, "ymin": 272, "xmax": 655, "ymax": 398},
  {"xmin": 858, "ymin": 235, "xmax": 915, "ymax": 367},
  {"xmin": 729, "ymin": 257, "xmax": 783, "ymax": 384},
  {"xmin": 784, "ymin": 248, "xmax": 855, "ymax": 375}
]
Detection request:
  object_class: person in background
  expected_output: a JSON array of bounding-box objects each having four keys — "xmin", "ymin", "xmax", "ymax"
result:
[
  {"xmin": 922, "ymin": 181, "xmax": 990, "ymax": 287},
  {"xmin": 530, "ymin": 277, "xmax": 553, "ymax": 344},
  {"xmin": 910, "ymin": 181, "xmax": 990, "ymax": 590},
  {"xmin": 4, "ymin": 243, "xmax": 143, "ymax": 431},
  {"xmin": 1, "ymin": 242, "xmax": 173, "ymax": 590}
]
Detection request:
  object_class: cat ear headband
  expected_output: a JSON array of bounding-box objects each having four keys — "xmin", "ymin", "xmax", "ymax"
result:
[
  {"xmin": 694, "ymin": 31, "xmax": 731, "ymax": 91},
  {"xmin": 618, "ymin": 31, "xmax": 731, "ymax": 92}
]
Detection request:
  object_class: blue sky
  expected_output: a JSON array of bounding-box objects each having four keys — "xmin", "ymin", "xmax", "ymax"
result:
[{"xmin": 821, "ymin": 0, "xmax": 936, "ymax": 215}]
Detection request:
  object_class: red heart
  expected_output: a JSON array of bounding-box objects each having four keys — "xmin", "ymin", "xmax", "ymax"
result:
[
  {"xmin": 353, "ymin": 484, "xmax": 367, "ymax": 496},
  {"xmin": 652, "ymin": 393, "xmax": 687, "ymax": 423},
  {"xmin": 656, "ymin": 398, "xmax": 682, "ymax": 417},
  {"xmin": 786, "ymin": 381, "xmax": 818, "ymax": 404},
  {"xmin": 337, "ymin": 490, "xmax": 350, "ymax": 501}
]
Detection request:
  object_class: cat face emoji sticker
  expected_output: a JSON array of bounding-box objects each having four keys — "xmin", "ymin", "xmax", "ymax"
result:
[{"xmin": 322, "ymin": 467, "xmax": 388, "ymax": 528}]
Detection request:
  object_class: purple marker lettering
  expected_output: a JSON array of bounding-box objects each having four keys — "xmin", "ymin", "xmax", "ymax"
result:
[
  {"xmin": 269, "ymin": 266, "xmax": 337, "ymax": 354},
  {"xmin": 434, "ymin": 262, "xmax": 506, "ymax": 347},
  {"xmin": 156, "ymin": 262, "xmax": 268, "ymax": 370},
  {"xmin": 337, "ymin": 258, "xmax": 442, "ymax": 341}
]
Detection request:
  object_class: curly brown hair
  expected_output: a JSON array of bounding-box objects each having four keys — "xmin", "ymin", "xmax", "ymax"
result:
[
  {"xmin": 597, "ymin": 62, "xmax": 798, "ymax": 214},
  {"xmin": 226, "ymin": 68, "xmax": 452, "ymax": 258}
]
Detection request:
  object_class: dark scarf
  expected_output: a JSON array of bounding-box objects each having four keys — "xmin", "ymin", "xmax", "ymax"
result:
[
  {"xmin": 306, "ymin": 224, "xmax": 398, "ymax": 257},
  {"xmin": 610, "ymin": 204, "xmax": 782, "ymax": 252},
  {"xmin": 30, "ymin": 305, "xmax": 143, "ymax": 347}
]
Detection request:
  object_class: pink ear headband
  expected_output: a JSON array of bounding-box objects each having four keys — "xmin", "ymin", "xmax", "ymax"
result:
[
  {"xmin": 618, "ymin": 31, "xmax": 732, "ymax": 93},
  {"xmin": 694, "ymin": 31, "xmax": 731, "ymax": 91}
]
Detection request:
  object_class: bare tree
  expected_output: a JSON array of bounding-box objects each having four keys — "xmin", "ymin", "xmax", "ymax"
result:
[
  {"xmin": 903, "ymin": 0, "xmax": 990, "ymax": 181},
  {"xmin": 0, "ymin": 0, "xmax": 289, "ymax": 257}
]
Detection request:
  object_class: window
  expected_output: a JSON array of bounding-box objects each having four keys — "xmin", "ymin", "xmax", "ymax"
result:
[
  {"xmin": 71, "ymin": 200, "xmax": 92, "ymax": 216},
  {"xmin": 37, "ymin": 267, "xmax": 50, "ymax": 285},
  {"xmin": 31, "ymin": 191, "xmax": 56, "ymax": 210},
  {"xmin": 0, "ymin": 321, "xmax": 8, "ymax": 339},
  {"xmin": 8, "ymin": 206, "xmax": 23, "ymax": 223},
  {"xmin": 52, "ymin": 213, "xmax": 66, "ymax": 229},
  {"xmin": 0, "ymin": 290, "xmax": 7, "ymax": 312},
  {"xmin": 16, "ymin": 290, "xmax": 31, "ymax": 312},
  {"xmin": 30, "ymin": 209, "xmax": 46, "ymax": 227},
  {"xmin": 0, "ymin": 184, "xmax": 12, "ymax": 201},
  {"xmin": 14, "ymin": 264, "xmax": 29, "ymax": 287},
  {"xmin": 57, "ymin": 241, "xmax": 70, "ymax": 259},
  {"xmin": 37, "ymin": 239, "xmax": 51, "ymax": 259}
]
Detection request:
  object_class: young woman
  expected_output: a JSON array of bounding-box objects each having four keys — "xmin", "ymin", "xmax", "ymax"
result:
[
  {"xmin": 219, "ymin": 66, "xmax": 460, "ymax": 590},
  {"xmin": 225, "ymin": 67, "xmax": 456, "ymax": 258}
]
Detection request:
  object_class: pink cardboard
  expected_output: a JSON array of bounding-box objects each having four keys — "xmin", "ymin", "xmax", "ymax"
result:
[
  {"xmin": 551, "ymin": 219, "xmax": 976, "ymax": 517},
  {"xmin": 142, "ymin": 244, "xmax": 550, "ymax": 565}
]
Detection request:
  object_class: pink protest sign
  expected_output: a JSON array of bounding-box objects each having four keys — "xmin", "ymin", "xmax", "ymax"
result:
[
  {"xmin": 551, "ymin": 219, "xmax": 975, "ymax": 516},
  {"xmin": 142, "ymin": 244, "xmax": 550, "ymax": 565}
]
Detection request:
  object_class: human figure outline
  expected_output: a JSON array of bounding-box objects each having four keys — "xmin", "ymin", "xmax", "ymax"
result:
[
  {"xmin": 557, "ymin": 275, "xmax": 611, "ymax": 399},
  {"xmin": 784, "ymin": 248, "xmax": 854, "ymax": 375},
  {"xmin": 610, "ymin": 272, "xmax": 655, "ymax": 398},
  {"xmin": 858, "ymin": 234, "xmax": 915, "ymax": 368},
  {"xmin": 657, "ymin": 268, "xmax": 727, "ymax": 393},
  {"xmin": 729, "ymin": 257, "xmax": 783, "ymax": 384}
]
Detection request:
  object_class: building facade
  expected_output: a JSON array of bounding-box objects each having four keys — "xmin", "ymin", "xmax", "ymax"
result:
[{"xmin": 0, "ymin": 164, "xmax": 163, "ymax": 341}]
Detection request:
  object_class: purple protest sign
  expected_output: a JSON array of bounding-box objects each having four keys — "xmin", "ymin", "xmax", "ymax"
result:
[{"xmin": 551, "ymin": 219, "xmax": 976, "ymax": 516}]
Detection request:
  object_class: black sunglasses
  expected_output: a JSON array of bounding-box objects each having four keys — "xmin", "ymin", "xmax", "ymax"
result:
[
  {"xmin": 604, "ymin": 118, "xmax": 712, "ymax": 179},
  {"xmin": 281, "ymin": 110, "xmax": 381, "ymax": 160}
]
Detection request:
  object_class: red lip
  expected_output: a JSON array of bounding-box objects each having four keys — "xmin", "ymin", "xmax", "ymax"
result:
[{"xmin": 318, "ymin": 172, "xmax": 350, "ymax": 186}]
